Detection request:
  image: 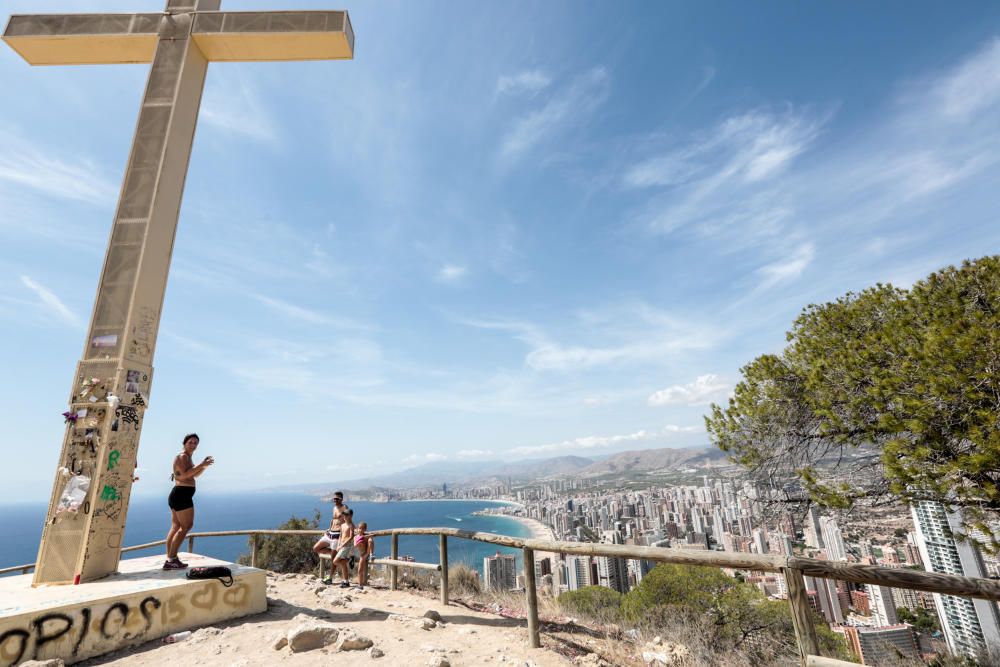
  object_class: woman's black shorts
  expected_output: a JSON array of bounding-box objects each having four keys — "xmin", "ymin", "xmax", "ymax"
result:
[{"xmin": 168, "ymin": 486, "xmax": 196, "ymax": 511}]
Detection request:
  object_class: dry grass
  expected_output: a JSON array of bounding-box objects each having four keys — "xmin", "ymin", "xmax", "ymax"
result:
[
  {"xmin": 374, "ymin": 565, "xmax": 786, "ymax": 665},
  {"xmin": 365, "ymin": 563, "xmax": 964, "ymax": 667}
]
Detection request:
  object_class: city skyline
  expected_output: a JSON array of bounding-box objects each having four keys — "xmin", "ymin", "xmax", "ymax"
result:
[{"xmin": 493, "ymin": 473, "xmax": 999, "ymax": 663}]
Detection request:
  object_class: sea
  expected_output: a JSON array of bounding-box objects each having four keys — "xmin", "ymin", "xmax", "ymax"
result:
[{"xmin": 0, "ymin": 493, "xmax": 530, "ymax": 577}]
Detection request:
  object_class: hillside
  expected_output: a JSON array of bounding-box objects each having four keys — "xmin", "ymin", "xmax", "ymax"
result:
[
  {"xmin": 273, "ymin": 455, "xmax": 595, "ymax": 495},
  {"xmin": 576, "ymin": 446, "xmax": 730, "ymax": 477},
  {"xmin": 270, "ymin": 447, "xmax": 735, "ymax": 495}
]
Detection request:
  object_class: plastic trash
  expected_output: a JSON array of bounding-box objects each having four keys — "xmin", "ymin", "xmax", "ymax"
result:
[
  {"xmin": 55, "ymin": 474, "xmax": 90, "ymax": 514},
  {"xmin": 163, "ymin": 631, "xmax": 192, "ymax": 644}
]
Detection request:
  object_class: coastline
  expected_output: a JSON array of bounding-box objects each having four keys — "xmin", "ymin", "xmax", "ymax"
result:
[
  {"xmin": 399, "ymin": 498, "xmax": 521, "ymax": 507},
  {"xmin": 504, "ymin": 515, "xmax": 555, "ymax": 542}
]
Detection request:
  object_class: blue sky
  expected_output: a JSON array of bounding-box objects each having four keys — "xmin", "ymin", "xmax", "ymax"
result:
[{"xmin": 2, "ymin": 1, "xmax": 1000, "ymax": 501}]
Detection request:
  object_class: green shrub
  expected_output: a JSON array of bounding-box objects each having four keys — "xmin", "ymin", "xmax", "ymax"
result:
[
  {"xmin": 238, "ymin": 511, "xmax": 321, "ymax": 574},
  {"xmin": 558, "ymin": 585, "xmax": 623, "ymax": 621}
]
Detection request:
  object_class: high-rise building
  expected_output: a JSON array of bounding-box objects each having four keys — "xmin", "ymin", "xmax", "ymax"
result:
[
  {"xmin": 866, "ymin": 583, "xmax": 899, "ymax": 627},
  {"xmin": 820, "ymin": 516, "xmax": 846, "ymax": 561},
  {"xmin": 712, "ymin": 507, "xmax": 726, "ymax": 547},
  {"xmin": 911, "ymin": 501, "xmax": 1000, "ymax": 658},
  {"xmin": 807, "ymin": 575, "xmax": 845, "ymax": 624},
  {"xmin": 565, "ymin": 555, "xmax": 591, "ymax": 591},
  {"xmin": 751, "ymin": 528, "xmax": 769, "ymax": 555},
  {"xmin": 597, "ymin": 530, "xmax": 630, "ymax": 594},
  {"xmin": 804, "ymin": 506, "xmax": 825, "ymax": 549},
  {"xmin": 903, "ymin": 536, "xmax": 923, "ymax": 568},
  {"xmin": 691, "ymin": 508, "xmax": 705, "ymax": 534},
  {"xmin": 627, "ymin": 557, "xmax": 654, "ymax": 587},
  {"xmin": 841, "ymin": 625, "xmax": 919, "ymax": 665},
  {"xmin": 483, "ymin": 551, "xmax": 517, "ymax": 591},
  {"xmin": 891, "ymin": 584, "xmax": 922, "ymax": 614},
  {"xmin": 852, "ymin": 589, "xmax": 871, "ymax": 616}
]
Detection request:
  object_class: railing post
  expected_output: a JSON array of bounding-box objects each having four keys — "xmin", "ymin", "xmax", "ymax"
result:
[
  {"xmin": 390, "ymin": 533, "xmax": 399, "ymax": 591},
  {"xmin": 783, "ymin": 566, "xmax": 819, "ymax": 664},
  {"xmin": 439, "ymin": 534, "xmax": 449, "ymax": 605},
  {"xmin": 187, "ymin": 536, "xmax": 194, "ymax": 554},
  {"xmin": 524, "ymin": 547, "xmax": 540, "ymax": 648},
  {"xmin": 250, "ymin": 534, "xmax": 259, "ymax": 568}
]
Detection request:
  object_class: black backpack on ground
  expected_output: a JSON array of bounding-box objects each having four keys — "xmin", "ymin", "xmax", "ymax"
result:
[{"xmin": 186, "ymin": 566, "xmax": 234, "ymax": 587}]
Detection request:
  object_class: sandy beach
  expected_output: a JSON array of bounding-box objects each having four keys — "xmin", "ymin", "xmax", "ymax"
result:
[
  {"xmin": 507, "ymin": 515, "xmax": 556, "ymax": 542},
  {"xmin": 503, "ymin": 515, "xmax": 563, "ymax": 576}
]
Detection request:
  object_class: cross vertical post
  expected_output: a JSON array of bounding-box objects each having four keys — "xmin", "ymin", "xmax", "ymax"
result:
[{"xmin": 3, "ymin": 1, "xmax": 353, "ymax": 585}]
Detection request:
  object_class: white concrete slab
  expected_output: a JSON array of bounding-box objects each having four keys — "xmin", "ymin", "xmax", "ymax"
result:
[{"xmin": 0, "ymin": 553, "xmax": 265, "ymax": 666}]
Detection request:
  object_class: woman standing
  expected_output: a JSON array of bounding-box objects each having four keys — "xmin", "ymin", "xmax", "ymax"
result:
[{"xmin": 164, "ymin": 433, "xmax": 214, "ymax": 570}]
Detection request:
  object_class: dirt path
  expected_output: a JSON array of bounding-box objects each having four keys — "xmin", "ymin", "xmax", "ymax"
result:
[{"xmin": 78, "ymin": 572, "xmax": 576, "ymax": 666}]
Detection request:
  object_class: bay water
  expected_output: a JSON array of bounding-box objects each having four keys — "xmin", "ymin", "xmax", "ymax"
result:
[{"xmin": 0, "ymin": 493, "xmax": 529, "ymax": 577}]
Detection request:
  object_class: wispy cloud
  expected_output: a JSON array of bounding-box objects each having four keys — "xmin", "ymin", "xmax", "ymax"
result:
[
  {"xmin": 436, "ymin": 264, "xmax": 468, "ymax": 284},
  {"xmin": 625, "ymin": 109, "xmax": 825, "ymax": 239},
  {"xmin": 403, "ymin": 452, "xmax": 448, "ymax": 464},
  {"xmin": 663, "ymin": 424, "xmax": 702, "ymax": 433},
  {"xmin": 457, "ymin": 449, "xmax": 494, "ymax": 458},
  {"xmin": 201, "ymin": 71, "xmax": 278, "ymax": 143},
  {"xmin": 462, "ymin": 302, "xmax": 722, "ymax": 372},
  {"xmin": 496, "ymin": 70, "xmax": 552, "ymax": 96},
  {"xmin": 19, "ymin": 275, "xmax": 80, "ymax": 327},
  {"xmin": 499, "ymin": 67, "xmax": 610, "ymax": 163},
  {"xmin": 325, "ymin": 462, "xmax": 373, "ymax": 472},
  {"xmin": 754, "ymin": 242, "xmax": 815, "ymax": 291},
  {"xmin": 510, "ymin": 424, "xmax": 699, "ymax": 457},
  {"xmin": 690, "ymin": 66, "xmax": 716, "ymax": 100},
  {"xmin": 648, "ymin": 374, "xmax": 731, "ymax": 407},
  {"xmin": 624, "ymin": 36, "xmax": 1000, "ymax": 304},
  {"xmin": 927, "ymin": 37, "xmax": 1000, "ymax": 121},
  {"xmin": 251, "ymin": 293, "xmax": 372, "ymax": 330},
  {"xmin": 0, "ymin": 132, "xmax": 116, "ymax": 206}
]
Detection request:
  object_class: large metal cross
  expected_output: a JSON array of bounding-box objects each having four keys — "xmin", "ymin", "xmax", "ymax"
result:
[{"xmin": 3, "ymin": 1, "xmax": 353, "ymax": 585}]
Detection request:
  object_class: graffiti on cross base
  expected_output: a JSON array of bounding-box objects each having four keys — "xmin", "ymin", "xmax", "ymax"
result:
[{"xmin": 0, "ymin": 580, "xmax": 252, "ymax": 666}]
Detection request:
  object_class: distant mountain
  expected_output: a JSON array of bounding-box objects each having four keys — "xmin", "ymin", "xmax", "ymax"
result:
[
  {"xmin": 577, "ymin": 446, "xmax": 730, "ymax": 476},
  {"xmin": 269, "ymin": 447, "xmax": 733, "ymax": 495},
  {"xmin": 273, "ymin": 455, "xmax": 595, "ymax": 494}
]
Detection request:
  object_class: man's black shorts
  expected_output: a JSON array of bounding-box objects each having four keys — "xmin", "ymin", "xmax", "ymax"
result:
[{"xmin": 168, "ymin": 486, "xmax": 196, "ymax": 511}]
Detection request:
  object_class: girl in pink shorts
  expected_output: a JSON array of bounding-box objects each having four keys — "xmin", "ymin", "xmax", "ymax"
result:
[{"xmin": 354, "ymin": 522, "xmax": 374, "ymax": 589}]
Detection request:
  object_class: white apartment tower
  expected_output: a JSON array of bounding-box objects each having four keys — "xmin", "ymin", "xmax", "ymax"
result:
[
  {"xmin": 820, "ymin": 516, "xmax": 847, "ymax": 561},
  {"xmin": 565, "ymin": 555, "xmax": 592, "ymax": 591},
  {"xmin": 911, "ymin": 501, "xmax": 1000, "ymax": 659},
  {"xmin": 483, "ymin": 551, "xmax": 517, "ymax": 591},
  {"xmin": 597, "ymin": 530, "xmax": 630, "ymax": 594},
  {"xmin": 866, "ymin": 583, "xmax": 899, "ymax": 627},
  {"xmin": 691, "ymin": 508, "xmax": 705, "ymax": 534},
  {"xmin": 712, "ymin": 507, "xmax": 726, "ymax": 547},
  {"xmin": 752, "ymin": 528, "xmax": 769, "ymax": 555},
  {"xmin": 804, "ymin": 506, "xmax": 825, "ymax": 549}
]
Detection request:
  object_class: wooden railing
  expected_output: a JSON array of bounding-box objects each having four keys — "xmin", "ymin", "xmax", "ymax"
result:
[{"xmin": 6, "ymin": 526, "xmax": 1000, "ymax": 666}]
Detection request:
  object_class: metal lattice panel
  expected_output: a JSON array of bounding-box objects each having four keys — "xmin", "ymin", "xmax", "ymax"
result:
[
  {"xmin": 4, "ymin": 14, "xmax": 158, "ymax": 37},
  {"xmin": 193, "ymin": 11, "xmax": 345, "ymax": 33}
]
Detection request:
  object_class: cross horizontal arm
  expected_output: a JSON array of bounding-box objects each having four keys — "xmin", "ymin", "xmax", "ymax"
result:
[
  {"xmin": 3, "ymin": 10, "xmax": 353, "ymax": 66},
  {"xmin": 192, "ymin": 11, "xmax": 354, "ymax": 62},
  {"xmin": 3, "ymin": 13, "xmax": 162, "ymax": 65}
]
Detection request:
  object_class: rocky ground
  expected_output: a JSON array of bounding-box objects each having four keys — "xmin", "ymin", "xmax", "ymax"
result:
[{"xmin": 66, "ymin": 572, "xmax": 590, "ymax": 667}]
